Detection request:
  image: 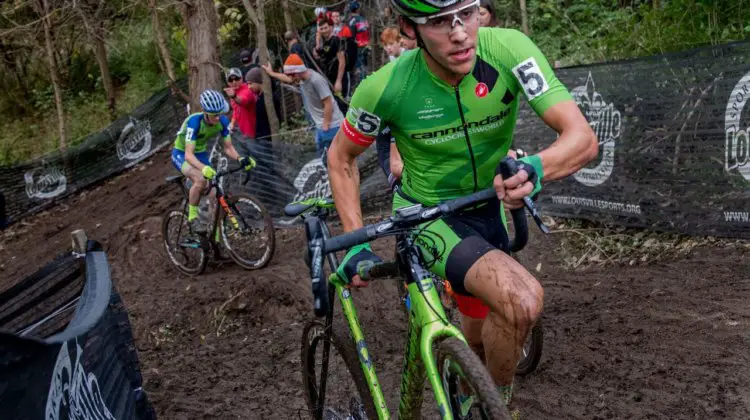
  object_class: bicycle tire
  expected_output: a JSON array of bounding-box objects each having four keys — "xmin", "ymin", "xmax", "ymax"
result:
[
  {"xmin": 515, "ymin": 319, "xmax": 543, "ymax": 376},
  {"xmin": 220, "ymin": 193, "xmax": 275, "ymax": 270},
  {"xmin": 437, "ymin": 337, "xmax": 511, "ymax": 420},
  {"xmin": 301, "ymin": 320, "xmax": 378, "ymax": 420},
  {"xmin": 161, "ymin": 208, "xmax": 208, "ymax": 276}
]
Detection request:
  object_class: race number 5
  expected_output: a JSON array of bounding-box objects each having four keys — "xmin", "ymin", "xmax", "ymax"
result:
[
  {"xmin": 513, "ymin": 57, "xmax": 550, "ymax": 101},
  {"xmin": 355, "ymin": 110, "xmax": 381, "ymax": 136}
]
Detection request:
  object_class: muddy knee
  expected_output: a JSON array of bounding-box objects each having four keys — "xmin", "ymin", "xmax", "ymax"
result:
[{"xmin": 488, "ymin": 278, "xmax": 543, "ymax": 334}]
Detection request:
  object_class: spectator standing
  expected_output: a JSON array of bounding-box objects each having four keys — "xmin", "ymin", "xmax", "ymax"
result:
[
  {"xmin": 380, "ymin": 27, "xmax": 404, "ymax": 62},
  {"xmin": 314, "ymin": 17, "xmax": 350, "ymax": 113},
  {"xmin": 239, "ymin": 48, "xmax": 259, "ymax": 78},
  {"xmin": 224, "ymin": 67, "xmax": 260, "ymax": 157},
  {"xmin": 347, "ymin": 1, "xmax": 371, "ymax": 78},
  {"xmin": 262, "ymin": 54, "xmax": 344, "ymax": 157},
  {"xmin": 400, "ymin": 32, "xmax": 417, "ymax": 51},
  {"xmin": 284, "ymin": 31, "xmax": 315, "ymax": 69},
  {"xmin": 246, "ymin": 68, "xmax": 279, "ymax": 180},
  {"xmin": 479, "ymin": 0, "xmax": 500, "ymax": 27},
  {"xmin": 330, "ymin": 9, "xmax": 345, "ymax": 37}
]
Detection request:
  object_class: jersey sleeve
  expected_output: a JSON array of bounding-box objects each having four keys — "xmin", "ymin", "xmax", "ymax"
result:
[
  {"xmin": 219, "ymin": 115, "xmax": 231, "ymax": 139},
  {"xmin": 184, "ymin": 115, "xmax": 202, "ymax": 146},
  {"xmin": 484, "ymin": 28, "xmax": 572, "ymax": 116},
  {"xmin": 342, "ymin": 64, "xmax": 394, "ymax": 147}
]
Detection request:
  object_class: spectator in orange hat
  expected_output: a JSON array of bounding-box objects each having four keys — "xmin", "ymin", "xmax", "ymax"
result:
[{"xmin": 262, "ymin": 54, "xmax": 344, "ymax": 157}]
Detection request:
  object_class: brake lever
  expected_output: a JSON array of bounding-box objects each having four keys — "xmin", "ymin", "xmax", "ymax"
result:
[{"xmin": 499, "ymin": 157, "xmax": 550, "ymax": 234}]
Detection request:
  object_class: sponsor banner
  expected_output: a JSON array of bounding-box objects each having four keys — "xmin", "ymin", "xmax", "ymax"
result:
[
  {"xmin": 0, "ymin": 249, "xmax": 155, "ymax": 419},
  {"xmin": 512, "ymin": 40, "xmax": 750, "ymax": 239},
  {"xmin": 0, "ymin": 83, "xmax": 185, "ymax": 226}
]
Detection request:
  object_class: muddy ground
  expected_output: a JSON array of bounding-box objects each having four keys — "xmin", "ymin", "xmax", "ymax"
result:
[{"xmin": 1, "ymin": 149, "xmax": 749, "ymax": 419}]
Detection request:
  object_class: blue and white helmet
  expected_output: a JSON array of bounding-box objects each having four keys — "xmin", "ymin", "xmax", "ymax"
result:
[{"xmin": 199, "ymin": 89, "xmax": 229, "ymax": 114}]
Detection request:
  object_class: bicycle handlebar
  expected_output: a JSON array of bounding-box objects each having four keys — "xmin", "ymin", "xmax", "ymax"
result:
[
  {"xmin": 325, "ymin": 157, "xmax": 548, "ymax": 255},
  {"xmin": 306, "ymin": 157, "xmax": 550, "ymax": 317}
]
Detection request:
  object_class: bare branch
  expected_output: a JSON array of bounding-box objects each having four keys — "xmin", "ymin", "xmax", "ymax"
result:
[{"xmin": 240, "ymin": 0, "xmax": 259, "ymax": 26}]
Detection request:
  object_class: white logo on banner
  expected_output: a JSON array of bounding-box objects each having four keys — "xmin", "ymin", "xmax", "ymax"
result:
[
  {"xmin": 725, "ymin": 71, "xmax": 750, "ymax": 181},
  {"xmin": 46, "ymin": 340, "xmax": 116, "ymax": 420},
  {"xmin": 116, "ymin": 117, "xmax": 152, "ymax": 161},
  {"xmin": 25, "ymin": 164, "xmax": 67, "ymax": 199},
  {"xmin": 571, "ymin": 72, "xmax": 622, "ymax": 187},
  {"xmin": 292, "ymin": 158, "xmax": 331, "ymax": 202}
]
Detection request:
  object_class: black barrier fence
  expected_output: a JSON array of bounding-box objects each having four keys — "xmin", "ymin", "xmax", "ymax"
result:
[
  {"xmin": 513, "ymin": 40, "xmax": 750, "ymax": 238},
  {"xmin": 0, "ymin": 241, "xmax": 156, "ymax": 419},
  {"xmin": 1, "ymin": 41, "xmax": 749, "ymax": 238},
  {"xmin": 0, "ymin": 80, "xmax": 188, "ymax": 227}
]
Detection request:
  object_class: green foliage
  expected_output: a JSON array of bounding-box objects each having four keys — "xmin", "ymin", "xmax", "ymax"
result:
[
  {"xmin": 219, "ymin": 6, "xmax": 245, "ymax": 44},
  {"xmin": 495, "ymin": 0, "xmax": 750, "ymax": 66},
  {"xmin": 4, "ymin": 0, "xmax": 750, "ymax": 165}
]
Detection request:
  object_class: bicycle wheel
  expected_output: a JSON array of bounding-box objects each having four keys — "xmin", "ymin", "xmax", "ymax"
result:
[
  {"xmin": 301, "ymin": 320, "xmax": 377, "ymax": 420},
  {"xmin": 437, "ymin": 337, "xmax": 511, "ymax": 420},
  {"xmin": 516, "ymin": 318, "xmax": 543, "ymax": 376},
  {"xmin": 220, "ymin": 193, "xmax": 275, "ymax": 270},
  {"xmin": 161, "ymin": 208, "xmax": 208, "ymax": 276}
]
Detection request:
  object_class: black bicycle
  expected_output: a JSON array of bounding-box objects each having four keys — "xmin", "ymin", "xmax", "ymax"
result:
[
  {"xmin": 289, "ymin": 157, "xmax": 547, "ymax": 419},
  {"xmin": 161, "ymin": 166, "xmax": 275, "ymax": 275}
]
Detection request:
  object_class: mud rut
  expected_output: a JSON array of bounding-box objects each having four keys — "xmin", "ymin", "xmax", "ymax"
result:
[{"xmin": 1, "ymin": 150, "xmax": 748, "ymax": 419}]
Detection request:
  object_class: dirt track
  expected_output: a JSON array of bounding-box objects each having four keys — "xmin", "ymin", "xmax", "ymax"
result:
[{"xmin": 2, "ymin": 149, "xmax": 749, "ymax": 419}]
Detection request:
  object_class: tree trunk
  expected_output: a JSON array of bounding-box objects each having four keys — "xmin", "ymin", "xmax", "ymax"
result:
[
  {"xmin": 184, "ymin": 0, "xmax": 222, "ymax": 111},
  {"xmin": 653, "ymin": 0, "xmax": 660, "ymax": 9},
  {"xmin": 519, "ymin": 0, "xmax": 530, "ymax": 35},
  {"xmin": 242, "ymin": 0, "xmax": 280, "ymax": 141},
  {"xmin": 281, "ymin": 0, "xmax": 300, "ymax": 122},
  {"xmin": 282, "ymin": 0, "xmax": 293, "ymax": 33},
  {"xmin": 93, "ymin": 30, "xmax": 116, "ymax": 120},
  {"xmin": 80, "ymin": 12, "xmax": 116, "ymax": 120},
  {"xmin": 36, "ymin": 0, "xmax": 67, "ymax": 151},
  {"xmin": 150, "ymin": 0, "xmax": 176, "ymax": 82}
]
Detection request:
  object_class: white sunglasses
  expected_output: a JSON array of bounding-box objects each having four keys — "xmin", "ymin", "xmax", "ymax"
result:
[{"xmin": 409, "ymin": 0, "xmax": 480, "ymax": 27}]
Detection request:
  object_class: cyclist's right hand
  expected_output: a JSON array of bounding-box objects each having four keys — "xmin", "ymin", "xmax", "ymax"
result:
[
  {"xmin": 336, "ymin": 243, "xmax": 382, "ymax": 287},
  {"xmin": 201, "ymin": 165, "xmax": 217, "ymax": 180}
]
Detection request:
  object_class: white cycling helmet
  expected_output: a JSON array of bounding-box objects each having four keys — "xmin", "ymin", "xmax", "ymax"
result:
[{"xmin": 199, "ymin": 89, "xmax": 229, "ymax": 114}]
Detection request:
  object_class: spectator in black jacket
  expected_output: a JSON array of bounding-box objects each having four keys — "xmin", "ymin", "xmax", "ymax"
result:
[{"xmin": 284, "ymin": 31, "xmax": 315, "ymax": 69}]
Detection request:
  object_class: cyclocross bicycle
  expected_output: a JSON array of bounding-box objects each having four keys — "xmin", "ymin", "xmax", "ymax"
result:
[
  {"xmin": 162, "ymin": 165, "xmax": 275, "ymax": 276},
  {"xmin": 288, "ymin": 158, "xmax": 549, "ymax": 420}
]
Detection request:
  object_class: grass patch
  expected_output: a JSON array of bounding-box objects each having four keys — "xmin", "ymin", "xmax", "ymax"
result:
[
  {"xmin": 0, "ymin": 72, "xmax": 165, "ymax": 165},
  {"xmin": 548, "ymin": 217, "xmax": 750, "ymax": 270}
]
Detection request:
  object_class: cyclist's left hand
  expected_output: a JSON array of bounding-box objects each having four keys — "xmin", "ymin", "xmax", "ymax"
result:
[
  {"xmin": 494, "ymin": 158, "xmax": 541, "ymax": 210},
  {"xmin": 239, "ymin": 156, "xmax": 256, "ymax": 171},
  {"xmin": 337, "ymin": 243, "xmax": 382, "ymax": 288}
]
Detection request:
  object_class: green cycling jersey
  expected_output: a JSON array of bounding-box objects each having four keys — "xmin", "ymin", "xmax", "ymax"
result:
[
  {"xmin": 341, "ymin": 28, "xmax": 572, "ymax": 205},
  {"xmin": 173, "ymin": 113, "xmax": 231, "ymax": 153}
]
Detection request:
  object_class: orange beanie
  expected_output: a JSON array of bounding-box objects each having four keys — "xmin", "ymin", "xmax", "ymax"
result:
[{"xmin": 283, "ymin": 54, "xmax": 307, "ymax": 74}]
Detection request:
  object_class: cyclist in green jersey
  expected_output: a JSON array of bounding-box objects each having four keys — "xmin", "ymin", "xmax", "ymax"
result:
[
  {"xmin": 326, "ymin": 0, "xmax": 598, "ymax": 405},
  {"xmin": 171, "ymin": 89, "xmax": 255, "ymax": 234}
]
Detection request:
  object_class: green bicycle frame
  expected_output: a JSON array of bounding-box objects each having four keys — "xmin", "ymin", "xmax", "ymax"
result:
[{"xmin": 329, "ymin": 241, "xmax": 466, "ymax": 420}]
